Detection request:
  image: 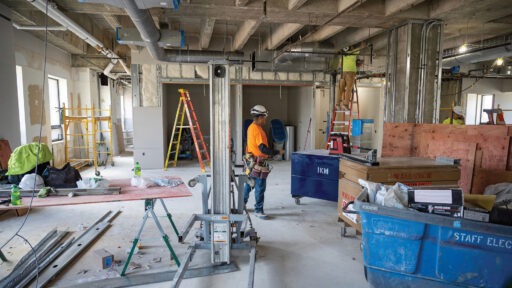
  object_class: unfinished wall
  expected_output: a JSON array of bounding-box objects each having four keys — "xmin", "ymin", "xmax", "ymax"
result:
[
  {"xmin": 0, "ymin": 4, "xmax": 21, "ymax": 149},
  {"xmin": 462, "ymin": 78, "xmax": 512, "ymax": 124},
  {"xmin": 288, "ymin": 86, "xmax": 314, "ymax": 151},
  {"xmin": 14, "ymin": 28, "xmax": 74, "ymax": 167}
]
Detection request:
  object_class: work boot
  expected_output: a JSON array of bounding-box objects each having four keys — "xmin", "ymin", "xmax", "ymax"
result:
[{"xmin": 254, "ymin": 212, "xmax": 268, "ymax": 219}]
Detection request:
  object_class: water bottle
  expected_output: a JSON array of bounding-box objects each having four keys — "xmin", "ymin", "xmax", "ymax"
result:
[
  {"xmin": 11, "ymin": 184, "xmax": 21, "ymax": 206},
  {"xmin": 134, "ymin": 162, "xmax": 141, "ymax": 177}
]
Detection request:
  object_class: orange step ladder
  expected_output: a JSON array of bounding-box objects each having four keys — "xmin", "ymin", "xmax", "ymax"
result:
[
  {"xmin": 165, "ymin": 89, "xmax": 210, "ymax": 172},
  {"xmin": 326, "ymin": 81, "xmax": 360, "ymax": 149}
]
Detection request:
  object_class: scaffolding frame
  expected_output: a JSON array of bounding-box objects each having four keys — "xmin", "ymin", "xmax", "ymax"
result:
[{"xmin": 63, "ymin": 104, "xmax": 114, "ymax": 175}]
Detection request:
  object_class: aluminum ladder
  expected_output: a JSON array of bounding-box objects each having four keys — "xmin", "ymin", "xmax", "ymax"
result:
[{"xmin": 165, "ymin": 89, "xmax": 210, "ymax": 172}]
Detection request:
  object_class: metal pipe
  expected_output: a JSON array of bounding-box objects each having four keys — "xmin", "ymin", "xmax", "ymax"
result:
[
  {"xmin": 12, "ymin": 23, "xmax": 67, "ymax": 31},
  {"xmin": 384, "ymin": 30, "xmax": 391, "ymax": 122},
  {"xmin": 435, "ymin": 23, "xmax": 444, "ymax": 123},
  {"xmin": 119, "ymin": 0, "xmax": 244, "ymax": 63},
  {"xmin": 27, "ymin": 0, "xmax": 131, "ymax": 77}
]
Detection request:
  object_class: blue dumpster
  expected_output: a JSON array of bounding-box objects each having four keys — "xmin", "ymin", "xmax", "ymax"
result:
[{"xmin": 348, "ymin": 189, "xmax": 512, "ymax": 288}]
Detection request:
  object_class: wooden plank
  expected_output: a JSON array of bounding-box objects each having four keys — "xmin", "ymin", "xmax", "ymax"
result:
[
  {"xmin": 508, "ymin": 126, "xmax": 512, "ymax": 171},
  {"xmin": 0, "ymin": 177, "xmax": 191, "ymax": 210},
  {"xmin": 0, "ymin": 139, "xmax": 12, "ymax": 170},
  {"xmin": 382, "ymin": 123, "xmax": 415, "ymax": 157},
  {"xmin": 472, "ymin": 168, "xmax": 512, "ymax": 194},
  {"xmin": 425, "ymin": 141, "xmax": 476, "ymax": 194}
]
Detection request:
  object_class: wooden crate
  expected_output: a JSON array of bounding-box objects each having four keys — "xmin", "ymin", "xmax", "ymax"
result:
[
  {"xmin": 338, "ymin": 157, "xmax": 460, "ymax": 232},
  {"xmin": 338, "ymin": 178, "xmax": 362, "ymax": 233},
  {"xmin": 340, "ymin": 157, "xmax": 460, "ymax": 185}
]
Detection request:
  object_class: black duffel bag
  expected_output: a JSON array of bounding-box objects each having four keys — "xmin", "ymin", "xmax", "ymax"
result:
[{"xmin": 42, "ymin": 163, "xmax": 82, "ymax": 188}]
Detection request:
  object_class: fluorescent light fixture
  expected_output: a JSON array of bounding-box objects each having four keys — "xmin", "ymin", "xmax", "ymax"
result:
[
  {"xmin": 458, "ymin": 44, "xmax": 468, "ymax": 53},
  {"xmin": 496, "ymin": 57, "xmax": 504, "ymax": 66}
]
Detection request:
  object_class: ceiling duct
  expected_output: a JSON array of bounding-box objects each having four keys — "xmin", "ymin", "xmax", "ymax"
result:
[
  {"xmin": 442, "ymin": 43, "xmax": 512, "ymax": 68},
  {"xmin": 274, "ymin": 43, "xmax": 337, "ymax": 64},
  {"xmin": 28, "ymin": 0, "xmax": 130, "ymax": 78},
  {"xmin": 78, "ymin": 0, "xmax": 180, "ymax": 9}
]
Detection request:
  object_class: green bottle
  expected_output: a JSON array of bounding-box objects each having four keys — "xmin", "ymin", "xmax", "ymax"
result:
[
  {"xmin": 134, "ymin": 162, "xmax": 141, "ymax": 177},
  {"xmin": 11, "ymin": 184, "xmax": 21, "ymax": 206}
]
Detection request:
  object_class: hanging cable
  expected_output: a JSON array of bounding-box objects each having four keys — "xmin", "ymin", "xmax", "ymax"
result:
[{"xmin": 0, "ymin": 1, "xmax": 53, "ymax": 286}]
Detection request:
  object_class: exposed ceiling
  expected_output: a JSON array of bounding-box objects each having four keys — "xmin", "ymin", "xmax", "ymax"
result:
[{"xmin": 4, "ymin": 0, "xmax": 512, "ymax": 74}]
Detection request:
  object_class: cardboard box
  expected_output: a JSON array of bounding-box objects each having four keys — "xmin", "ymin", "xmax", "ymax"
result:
[
  {"xmin": 94, "ymin": 249, "xmax": 114, "ymax": 269},
  {"xmin": 408, "ymin": 188, "xmax": 464, "ymax": 218},
  {"xmin": 338, "ymin": 178, "xmax": 362, "ymax": 232},
  {"xmin": 464, "ymin": 208, "xmax": 490, "ymax": 222}
]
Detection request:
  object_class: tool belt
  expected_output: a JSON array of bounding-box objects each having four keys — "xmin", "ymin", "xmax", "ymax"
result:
[{"xmin": 243, "ymin": 153, "xmax": 271, "ymax": 179}]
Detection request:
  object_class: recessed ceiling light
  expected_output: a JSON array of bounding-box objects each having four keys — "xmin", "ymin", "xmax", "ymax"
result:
[
  {"xmin": 496, "ymin": 57, "xmax": 504, "ymax": 66},
  {"xmin": 458, "ymin": 44, "xmax": 468, "ymax": 53}
]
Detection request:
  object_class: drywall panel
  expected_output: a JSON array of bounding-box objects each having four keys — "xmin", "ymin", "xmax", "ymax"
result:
[
  {"xmin": 0, "ymin": 6, "xmax": 21, "ymax": 148},
  {"xmin": 288, "ymin": 86, "xmax": 314, "ymax": 151},
  {"xmin": 133, "ymin": 106, "xmax": 165, "ymax": 169}
]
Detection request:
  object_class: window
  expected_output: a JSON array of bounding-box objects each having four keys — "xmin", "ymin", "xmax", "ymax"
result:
[
  {"xmin": 48, "ymin": 77, "xmax": 63, "ymax": 141},
  {"xmin": 465, "ymin": 93, "xmax": 495, "ymax": 125}
]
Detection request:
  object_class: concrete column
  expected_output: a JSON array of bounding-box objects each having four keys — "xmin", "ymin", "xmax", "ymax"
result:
[
  {"xmin": 0, "ymin": 4, "xmax": 22, "ymax": 148},
  {"xmin": 385, "ymin": 21, "xmax": 442, "ymax": 123}
]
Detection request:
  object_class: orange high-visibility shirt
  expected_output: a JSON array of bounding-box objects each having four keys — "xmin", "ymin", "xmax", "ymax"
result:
[{"xmin": 246, "ymin": 122, "xmax": 268, "ymax": 158}]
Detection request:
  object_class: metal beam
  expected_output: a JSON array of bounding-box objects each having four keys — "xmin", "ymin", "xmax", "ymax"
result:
[
  {"xmin": 289, "ymin": 0, "xmax": 308, "ymax": 10},
  {"xmin": 265, "ymin": 23, "xmax": 303, "ymax": 50},
  {"xmin": 68, "ymin": 262, "xmax": 239, "ymax": 288},
  {"xmin": 232, "ymin": 19, "xmax": 261, "ymax": 51},
  {"xmin": 199, "ymin": 18, "xmax": 216, "ymax": 50}
]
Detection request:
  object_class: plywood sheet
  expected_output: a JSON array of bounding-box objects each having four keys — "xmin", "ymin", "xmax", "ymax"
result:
[
  {"xmin": 425, "ymin": 141, "xmax": 476, "ymax": 194},
  {"xmin": 472, "ymin": 168, "xmax": 512, "ymax": 195},
  {"xmin": 508, "ymin": 126, "xmax": 512, "ymax": 171},
  {"xmin": 382, "ymin": 123, "xmax": 415, "ymax": 157},
  {"xmin": 0, "ymin": 177, "xmax": 192, "ymax": 210},
  {"xmin": 0, "ymin": 140, "xmax": 12, "ymax": 170}
]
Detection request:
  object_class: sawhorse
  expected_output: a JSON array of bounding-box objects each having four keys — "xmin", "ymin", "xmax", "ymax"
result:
[{"xmin": 121, "ymin": 198, "xmax": 181, "ymax": 276}]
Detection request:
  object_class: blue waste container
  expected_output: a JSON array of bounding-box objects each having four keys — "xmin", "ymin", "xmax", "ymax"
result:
[{"xmin": 347, "ymin": 189, "xmax": 512, "ymax": 288}]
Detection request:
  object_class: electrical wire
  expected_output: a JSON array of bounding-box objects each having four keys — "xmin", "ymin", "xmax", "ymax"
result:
[
  {"xmin": 0, "ymin": 1, "xmax": 51, "ymax": 286},
  {"xmin": 441, "ymin": 77, "xmax": 483, "ymax": 97}
]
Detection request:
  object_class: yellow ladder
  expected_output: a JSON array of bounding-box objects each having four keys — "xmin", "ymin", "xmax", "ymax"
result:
[{"xmin": 164, "ymin": 89, "xmax": 210, "ymax": 172}]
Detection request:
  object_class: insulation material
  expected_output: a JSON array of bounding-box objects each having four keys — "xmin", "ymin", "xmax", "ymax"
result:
[
  {"xmin": 242, "ymin": 65, "xmax": 250, "ymax": 80},
  {"xmin": 302, "ymin": 73, "xmax": 313, "ymax": 81},
  {"xmin": 229, "ymin": 65, "xmax": 236, "ymax": 79},
  {"xmin": 262, "ymin": 72, "xmax": 274, "ymax": 80},
  {"xmin": 181, "ymin": 64, "xmax": 195, "ymax": 78},
  {"xmin": 315, "ymin": 72, "xmax": 325, "ymax": 81},
  {"xmin": 141, "ymin": 64, "xmax": 158, "ymax": 107},
  {"xmin": 250, "ymin": 71, "xmax": 262, "ymax": 80},
  {"xmin": 289, "ymin": 73, "xmax": 300, "ymax": 81},
  {"xmin": 277, "ymin": 72, "xmax": 287, "ymax": 81},
  {"xmin": 28, "ymin": 84, "xmax": 46, "ymax": 125},
  {"xmin": 195, "ymin": 64, "xmax": 208, "ymax": 79},
  {"xmin": 166, "ymin": 63, "xmax": 180, "ymax": 78}
]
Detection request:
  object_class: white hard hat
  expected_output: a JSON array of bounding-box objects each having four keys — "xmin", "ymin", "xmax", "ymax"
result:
[
  {"xmin": 19, "ymin": 174, "xmax": 45, "ymax": 190},
  {"xmin": 250, "ymin": 105, "xmax": 268, "ymax": 117},
  {"xmin": 453, "ymin": 106, "xmax": 465, "ymax": 116}
]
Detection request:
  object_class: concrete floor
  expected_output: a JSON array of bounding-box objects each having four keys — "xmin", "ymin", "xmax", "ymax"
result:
[{"xmin": 0, "ymin": 155, "xmax": 369, "ymax": 288}]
